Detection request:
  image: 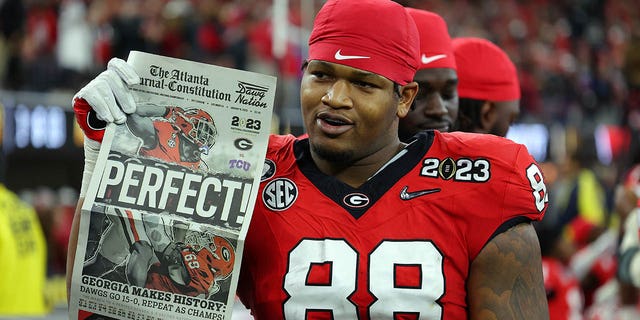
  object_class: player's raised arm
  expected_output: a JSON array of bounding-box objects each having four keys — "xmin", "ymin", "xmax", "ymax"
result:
[
  {"xmin": 467, "ymin": 222, "xmax": 549, "ymax": 319},
  {"xmin": 66, "ymin": 57, "xmax": 140, "ymax": 302}
]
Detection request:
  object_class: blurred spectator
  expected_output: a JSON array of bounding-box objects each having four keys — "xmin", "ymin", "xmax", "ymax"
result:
[
  {"xmin": 20, "ymin": 186, "xmax": 76, "ymax": 276},
  {"xmin": 549, "ymin": 127, "xmax": 610, "ymax": 234},
  {"xmin": 56, "ymin": 0, "xmax": 94, "ymax": 88},
  {"xmin": 535, "ymin": 221, "xmax": 585, "ymax": 320},
  {"xmin": 0, "ymin": 0, "xmax": 634, "ymax": 137},
  {"xmin": 20, "ymin": 0, "xmax": 58, "ymax": 90},
  {"xmin": 0, "ymin": 183, "xmax": 48, "ymax": 315},
  {"xmin": 191, "ymin": 0, "xmax": 225, "ymax": 61},
  {"xmin": 612, "ymin": 132, "xmax": 640, "ymax": 317},
  {"xmin": 0, "ymin": 0, "xmax": 25, "ymax": 89},
  {"xmin": 108, "ymin": 0, "xmax": 151, "ymax": 60},
  {"xmin": 86, "ymin": 0, "xmax": 119, "ymax": 67},
  {"xmin": 615, "ymin": 163, "xmax": 640, "ymax": 308},
  {"xmin": 548, "ymin": 127, "xmax": 617, "ymax": 308}
]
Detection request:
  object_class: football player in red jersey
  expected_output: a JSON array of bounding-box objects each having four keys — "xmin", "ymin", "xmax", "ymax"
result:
[
  {"xmin": 130, "ymin": 232, "xmax": 236, "ymax": 299},
  {"xmin": 452, "ymin": 37, "xmax": 521, "ymax": 137},
  {"xmin": 128, "ymin": 104, "xmax": 217, "ymax": 170},
  {"xmin": 81, "ymin": 207, "xmax": 235, "ymax": 299},
  {"xmin": 399, "ymin": 8, "xmax": 458, "ymax": 141},
  {"xmin": 74, "ymin": 98, "xmax": 217, "ymax": 171},
  {"xmin": 67, "ymin": 0, "xmax": 550, "ymax": 318}
]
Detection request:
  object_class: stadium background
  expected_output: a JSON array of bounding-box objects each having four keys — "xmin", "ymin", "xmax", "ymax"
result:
[{"xmin": 0, "ymin": 0, "xmax": 638, "ymax": 318}]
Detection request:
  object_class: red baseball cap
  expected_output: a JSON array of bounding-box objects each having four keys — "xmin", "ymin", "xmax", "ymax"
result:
[
  {"xmin": 308, "ymin": 0, "xmax": 419, "ymax": 85},
  {"xmin": 452, "ymin": 37, "xmax": 520, "ymax": 101},
  {"xmin": 406, "ymin": 8, "xmax": 456, "ymax": 71}
]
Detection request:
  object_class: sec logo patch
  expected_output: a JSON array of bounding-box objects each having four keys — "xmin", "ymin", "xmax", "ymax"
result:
[{"xmin": 263, "ymin": 178, "xmax": 298, "ymax": 211}]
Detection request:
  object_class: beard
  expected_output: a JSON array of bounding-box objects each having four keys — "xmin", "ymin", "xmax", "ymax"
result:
[{"xmin": 309, "ymin": 140, "xmax": 355, "ymax": 164}]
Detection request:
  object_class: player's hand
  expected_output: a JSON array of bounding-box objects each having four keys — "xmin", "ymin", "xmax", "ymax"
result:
[{"xmin": 73, "ymin": 58, "xmax": 140, "ymax": 142}]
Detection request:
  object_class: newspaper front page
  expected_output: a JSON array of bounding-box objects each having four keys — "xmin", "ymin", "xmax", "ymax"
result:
[{"xmin": 68, "ymin": 51, "xmax": 276, "ymax": 320}]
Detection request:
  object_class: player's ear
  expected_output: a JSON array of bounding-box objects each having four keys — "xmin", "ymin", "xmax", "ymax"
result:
[
  {"xmin": 480, "ymin": 101, "xmax": 497, "ymax": 132},
  {"xmin": 397, "ymin": 81, "xmax": 418, "ymax": 118}
]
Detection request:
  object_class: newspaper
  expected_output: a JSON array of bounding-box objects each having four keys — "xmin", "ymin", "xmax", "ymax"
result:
[{"xmin": 68, "ymin": 51, "xmax": 276, "ymax": 320}]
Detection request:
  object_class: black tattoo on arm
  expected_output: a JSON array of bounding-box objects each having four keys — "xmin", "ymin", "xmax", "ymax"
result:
[{"xmin": 467, "ymin": 222, "xmax": 549, "ymax": 320}]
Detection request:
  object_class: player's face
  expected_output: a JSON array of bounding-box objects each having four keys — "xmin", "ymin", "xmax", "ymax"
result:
[
  {"xmin": 399, "ymin": 68, "xmax": 458, "ymax": 140},
  {"xmin": 490, "ymin": 99, "xmax": 520, "ymax": 137},
  {"xmin": 300, "ymin": 60, "xmax": 415, "ymax": 164},
  {"xmin": 179, "ymin": 135, "xmax": 202, "ymax": 162}
]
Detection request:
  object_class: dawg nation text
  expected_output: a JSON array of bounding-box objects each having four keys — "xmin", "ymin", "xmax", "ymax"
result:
[{"xmin": 95, "ymin": 153, "xmax": 254, "ymax": 226}]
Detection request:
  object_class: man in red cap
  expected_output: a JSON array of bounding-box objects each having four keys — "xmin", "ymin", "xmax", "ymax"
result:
[
  {"xmin": 453, "ymin": 37, "xmax": 520, "ymax": 137},
  {"xmin": 399, "ymin": 8, "xmax": 458, "ymax": 142},
  {"xmin": 67, "ymin": 0, "xmax": 549, "ymax": 318}
]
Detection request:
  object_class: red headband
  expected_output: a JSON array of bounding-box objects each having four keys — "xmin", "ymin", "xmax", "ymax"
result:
[
  {"xmin": 308, "ymin": 0, "xmax": 419, "ymax": 85},
  {"xmin": 406, "ymin": 8, "xmax": 457, "ymax": 71},
  {"xmin": 452, "ymin": 37, "xmax": 520, "ymax": 101}
]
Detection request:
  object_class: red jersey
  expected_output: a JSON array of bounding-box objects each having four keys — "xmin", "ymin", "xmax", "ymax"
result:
[
  {"xmin": 138, "ymin": 121, "xmax": 200, "ymax": 170},
  {"xmin": 146, "ymin": 246, "xmax": 217, "ymax": 297},
  {"xmin": 542, "ymin": 257, "xmax": 584, "ymax": 320},
  {"xmin": 238, "ymin": 131, "xmax": 548, "ymax": 319}
]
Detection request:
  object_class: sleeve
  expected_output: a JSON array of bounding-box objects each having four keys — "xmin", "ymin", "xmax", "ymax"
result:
[
  {"xmin": 449, "ymin": 137, "xmax": 548, "ymax": 259},
  {"xmin": 478, "ymin": 143, "xmax": 548, "ymax": 249},
  {"xmin": 501, "ymin": 144, "xmax": 548, "ymax": 223}
]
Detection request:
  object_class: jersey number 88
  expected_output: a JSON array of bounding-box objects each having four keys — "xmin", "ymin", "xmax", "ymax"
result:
[{"xmin": 283, "ymin": 239, "xmax": 444, "ymax": 319}]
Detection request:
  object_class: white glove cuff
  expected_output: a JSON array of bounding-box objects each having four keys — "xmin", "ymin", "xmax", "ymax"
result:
[{"xmin": 80, "ymin": 138, "xmax": 101, "ymax": 198}]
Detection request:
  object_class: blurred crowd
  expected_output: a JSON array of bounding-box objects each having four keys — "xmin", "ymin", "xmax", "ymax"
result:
[
  {"xmin": 2, "ymin": 0, "xmax": 640, "ymax": 129},
  {"xmin": 2, "ymin": 0, "xmax": 640, "ymax": 318}
]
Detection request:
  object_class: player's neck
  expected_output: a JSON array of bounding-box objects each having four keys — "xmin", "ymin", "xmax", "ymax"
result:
[{"xmin": 314, "ymin": 140, "xmax": 407, "ymax": 188}]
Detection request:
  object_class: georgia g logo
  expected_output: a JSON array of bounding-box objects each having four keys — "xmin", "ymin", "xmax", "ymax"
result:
[
  {"xmin": 234, "ymin": 138, "xmax": 253, "ymax": 151},
  {"xmin": 343, "ymin": 193, "xmax": 370, "ymax": 208},
  {"xmin": 263, "ymin": 178, "xmax": 298, "ymax": 211}
]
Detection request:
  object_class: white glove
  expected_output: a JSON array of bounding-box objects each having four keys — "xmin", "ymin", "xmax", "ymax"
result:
[
  {"xmin": 74, "ymin": 57, "xmax": 140, "ymax": 124},
  {"xmin": 74, "ymin": 57, "xmax": 140, "ymax": 197}
]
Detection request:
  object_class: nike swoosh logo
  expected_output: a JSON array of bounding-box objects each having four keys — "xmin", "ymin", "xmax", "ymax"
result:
[
  {"xmin": 335, "ymin": 49, "xmax": 370, "ymax": 60},
  {"xmin": 421, "ymin": 54, "xmax": 447, "ymax": 65},
  {"xmin": 400, "ymin": 186, "xmax": 441, "ymax": 200}
]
